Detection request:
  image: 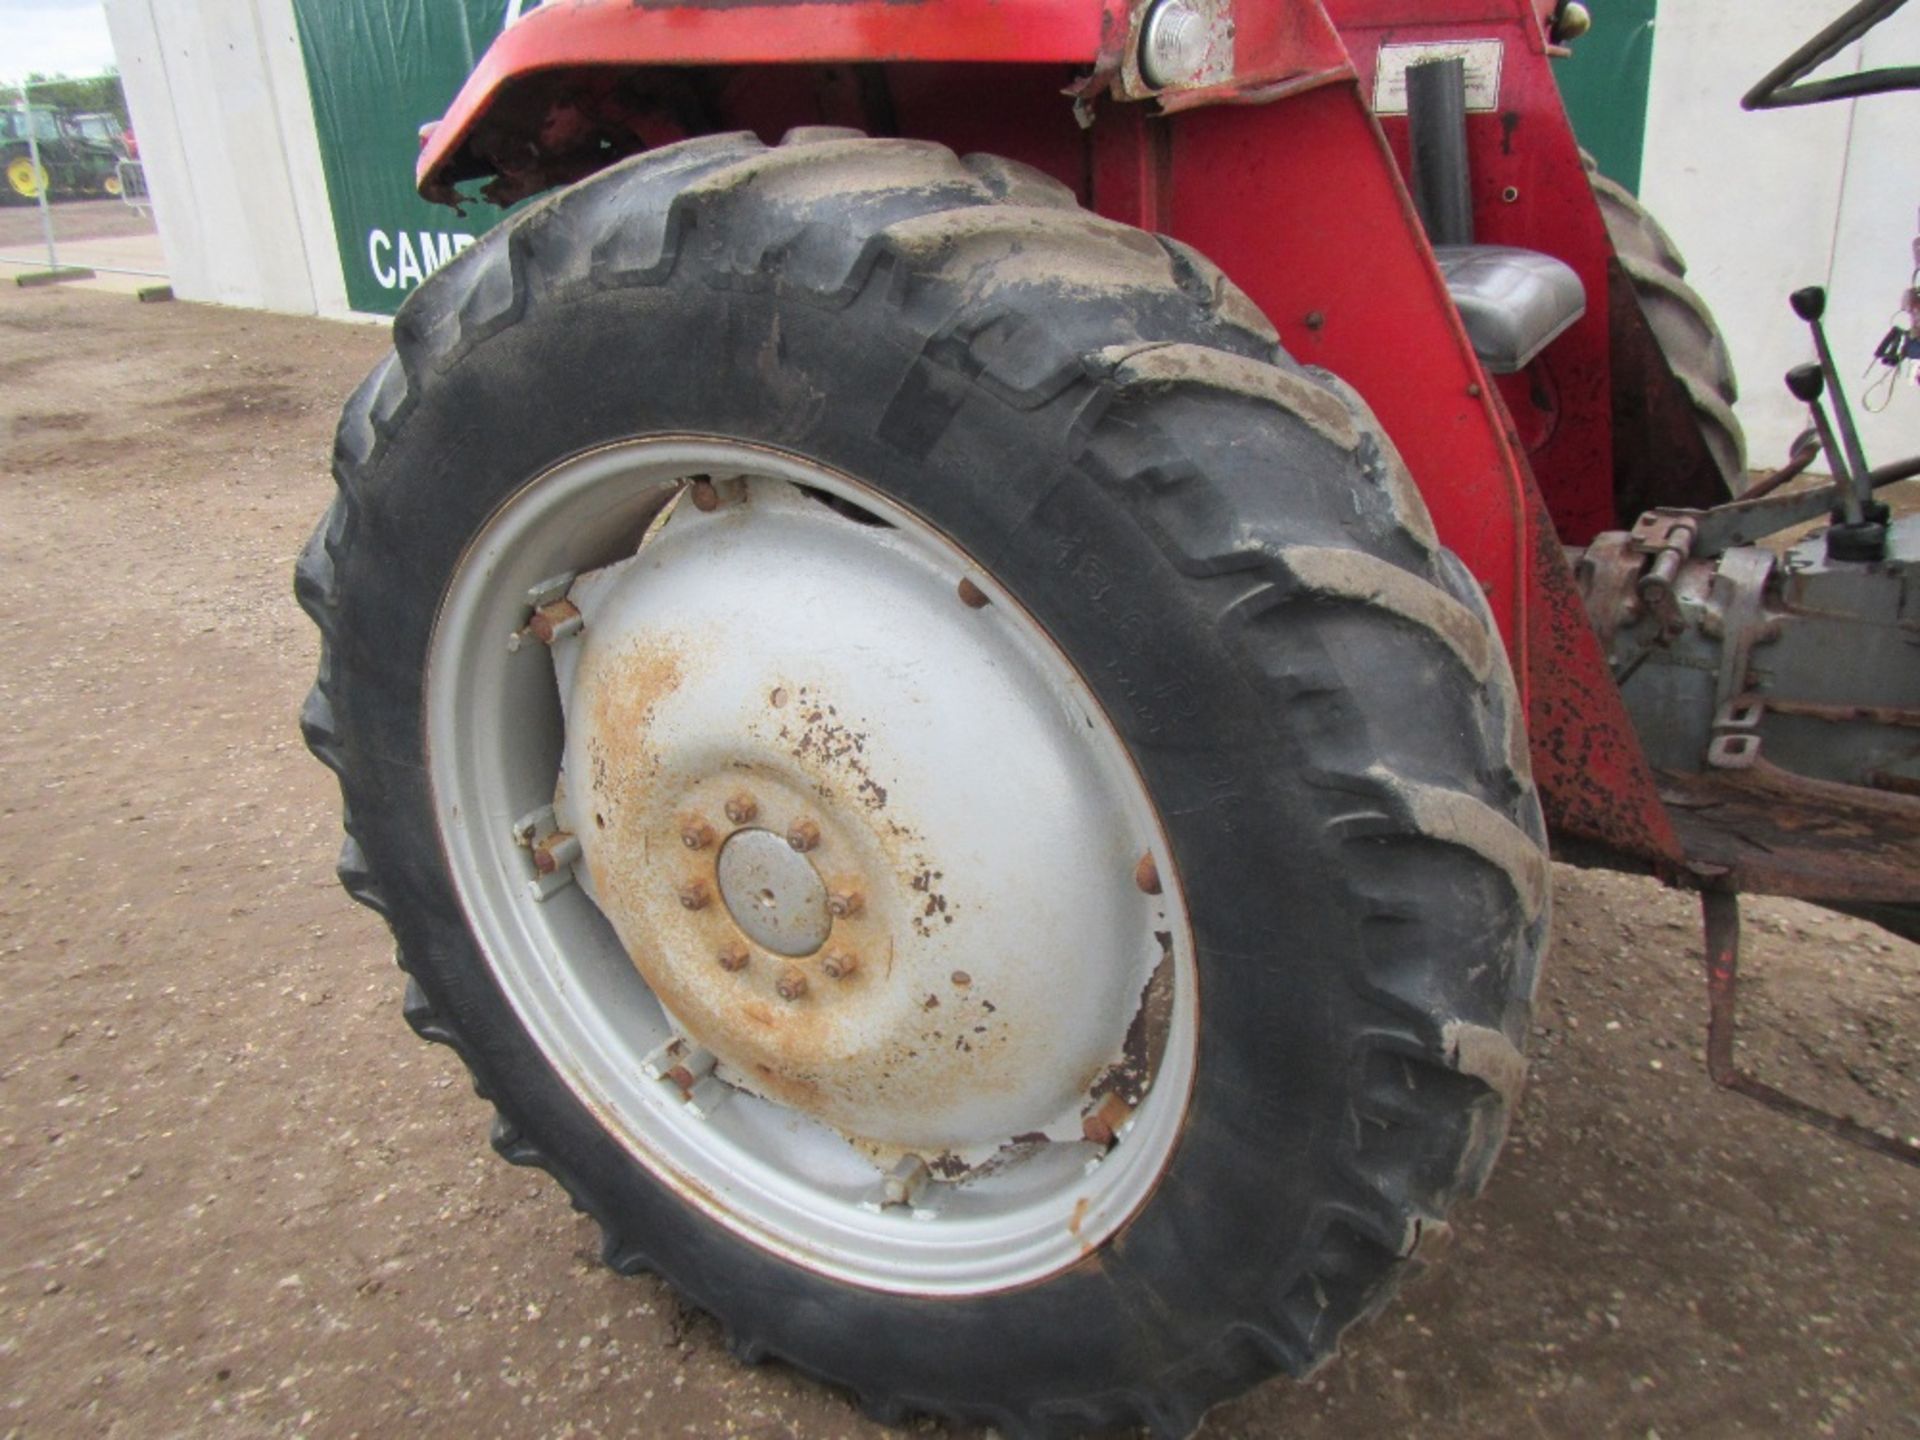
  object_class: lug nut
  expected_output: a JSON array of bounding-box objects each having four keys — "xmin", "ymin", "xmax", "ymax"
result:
[
  {"xmin": 881, "ymin": 1154, "xmax": 931, "ymax": 1209},
  {"xmin": 680, "ymin": 815, "xmax": 716, "ymax": 850},
  {"xmin": 786, "ymin": 817, "xmax": 821, "ymax": 853},
  {"xmin": 724, "ymin": 792, "xmax": 758, "ymax": 825},
  {"xmin": 957, "ymin": 578, "xmax": 990, "ymax": 609},
  {"xmin": 821, "ymin": 951, "xmax": 859, "ymax": 980},
  {"xmin": 688, "ymin": 476, "xmax": 720, "ymax": 512},
  {"xmin": 827, "ymin": 887, "xmax": 864, "ymax": 919},
  {"xmin": 1134, "ymin": 852, "xmax": 1162, "ymax": 896},
  {"xmin": 776, "ymin": 968, "xmax": 809, "ymax": 1001},
  {"xmin": 717, "ymin": 942, "xmax": 750, "ymax": 973},
  {"xmin": 676, "ymin": 878, "xmax": 711, "ymax": 911},
  {"xmin": 1083, "ymin": 1092, "xmax": 1132, "ymax": 1147},
  {"xmin": 531, "ymin": 830, "xmax": 581, "ymax": 875},
  {"xmin": 665, "ymin": 1047, "xmax": 716, "ymax": 1091},
  {"xmin": 527, "ymin": 598, "xmax": 583, "ymax": 645}
]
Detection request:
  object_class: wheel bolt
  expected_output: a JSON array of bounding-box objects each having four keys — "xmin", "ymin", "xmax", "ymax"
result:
[
  {"xmin": 826, "ymin": 886, "xmax": 864, "ymax": 919},
  {"xmin": 724, "ymin": 792, "xmax": 758, "ymax": 825},
  {"xmin": 1083, "ymin": 1093, "xmax": 1132, "ymax": 1147},
  {"xmin": 680, "ymin": 815, "xmax": 716, "ymax": 850},
  {"xmin": 776, "ymin": 968, "xmax": 809, "ymax": 1001},
  {"xmin": 717, "ymin": 942, "xmax": 750, "ymax": 973},
  {"xmin": 688, "ymin": 476, "xmax": 720, "ymax": 512},
  {"xmin": 531, "ymin": 830, "xmax": 580, "ymax": 875},
  {"xmin": 821, "ymin": 951, "xmax": 859, "ymax": 980},
  {"xmin": 1134, "ymin": 852, "xmax": 1162, "ymax": 896},
  {"xmin": 676, "ymin": 878, "xmax": 711, "ymax": 911},
  {"xmin": 528, "ymin": 598, "xmax": 582, "ymax": 645},
  {"xmin": 665, "ymin": 1047, "xmax": 715, "ymax": 1091},
  {"xmin": 957, "ymin": 578, "xmax": 990, "ymax": 609},
  {"xmin": 882, "ymin": 1154, "xmax": 930, "ymax": 1209},
  {"xmin": 786, "ymin": 817, "xmax": 821, "ymax": 853}
]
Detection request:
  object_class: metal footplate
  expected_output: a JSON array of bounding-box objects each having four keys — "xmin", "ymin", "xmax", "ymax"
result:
[{"xmin": 1434, "ymin": 245, "xmax": 1587, "ymax": 374}]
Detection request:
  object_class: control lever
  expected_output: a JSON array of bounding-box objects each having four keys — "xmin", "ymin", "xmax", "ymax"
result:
[
  {"xmin": 1784, "ymin": 363, "xmax": 1860, "ymax": 520},
  {"xmin": 1785, "ymin": 361, "xmax": 1888, "ymax": 561},
  {"xmin": 1790, "ymin": 287, "xmax": 1874, "ymax": 486}
]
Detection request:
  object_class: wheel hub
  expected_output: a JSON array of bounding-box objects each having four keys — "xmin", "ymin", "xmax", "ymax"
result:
[
  {"xmin": 715, "ymin": 828, "xmax": 832, "ymax": 956},
  {"xmin": 544, "ymin": 474, "xmax": 1175, "ymax": 1163}
]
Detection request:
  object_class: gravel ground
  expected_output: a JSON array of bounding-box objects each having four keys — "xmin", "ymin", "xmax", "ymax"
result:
[
  {"xmin": 1, "ymin": 285, "xmax": 1916, "ymax": 1440},
  {"xmin": 0, "ymin": 197, "xmax": 155, "ymax": 249}
]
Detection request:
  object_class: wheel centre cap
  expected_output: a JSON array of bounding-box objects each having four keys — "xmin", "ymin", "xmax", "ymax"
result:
[{"xmin": 715, "ymin": 828, "xmax": 831, "ymax": 957}]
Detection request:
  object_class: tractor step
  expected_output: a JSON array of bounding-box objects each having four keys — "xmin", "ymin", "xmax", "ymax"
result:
[{"xmin": 1698, "ymin": 890, "xmax": 1920, "ymax": 1167}]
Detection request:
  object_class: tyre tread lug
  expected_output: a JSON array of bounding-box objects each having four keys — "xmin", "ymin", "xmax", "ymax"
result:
[{"xmin": 1597, "ymin": 164, "xmax": 1747, "ymax": 481}]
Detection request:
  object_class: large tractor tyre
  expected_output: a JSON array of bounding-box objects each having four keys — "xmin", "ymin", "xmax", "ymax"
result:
[
  {"xmin": 1588, "ymin": 162, "xmax": 1748, "ymax": 492},
  {"xmin": 4, "ymin": 150, "xmax": 48, "ymax": 204},
  {"xmin": 297, "ymin": 132, "xmax": 1546, "ymax": 1436}
]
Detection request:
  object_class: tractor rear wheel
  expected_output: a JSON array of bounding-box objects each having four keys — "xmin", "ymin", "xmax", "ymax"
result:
[
  {"xmin": 297, "ymin": 132, "xmax": 1546, "ymax": 1435},
  {"xmin": 1589, "ymin": 163, "xmax": 1748, "ymax": 492}
]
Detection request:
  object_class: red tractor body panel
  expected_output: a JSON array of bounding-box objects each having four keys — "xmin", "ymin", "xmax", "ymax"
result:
[
  {"xmin": 411, "ymin": 0, "xmax": 1686, "ymax": 869},
  {"xmin": 418, "ymin": 0, "xmax": 1121, "ymax": 192}
]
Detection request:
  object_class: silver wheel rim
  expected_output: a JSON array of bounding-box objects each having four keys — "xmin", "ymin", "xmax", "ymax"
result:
[{"xmin": 426, "ymin": 438, "xmax": 1197, "ymax": 1295}]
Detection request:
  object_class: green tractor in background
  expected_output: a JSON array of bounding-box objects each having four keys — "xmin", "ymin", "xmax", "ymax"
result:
[{"xmin": 2, "ymin": 105, "xmax": 124, "ymax": 203}]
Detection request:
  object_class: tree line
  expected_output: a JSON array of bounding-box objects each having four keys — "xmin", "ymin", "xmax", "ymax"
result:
[{"xmin": 16, "ymin": 70, "xmax": 129, "ymax": 126}]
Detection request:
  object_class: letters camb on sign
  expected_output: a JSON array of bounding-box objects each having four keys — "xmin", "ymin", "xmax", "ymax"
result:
[{"xmin": 292, "ymin": 0, "xmax": 521, "ymax": 315}]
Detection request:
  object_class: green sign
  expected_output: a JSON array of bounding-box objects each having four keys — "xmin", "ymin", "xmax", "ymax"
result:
[
  {"xmin": 293, "ymin": 0, "xmax": 519, "ymax": 315},
  {"xmin": 1556, "ymin": 0, "xmax": 1659, "ymax": 194}
]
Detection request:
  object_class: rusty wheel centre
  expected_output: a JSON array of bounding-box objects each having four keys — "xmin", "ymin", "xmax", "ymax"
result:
[{"xmin": 427, "ymin": 439, "xmax": 1198, "ymax": 1293}]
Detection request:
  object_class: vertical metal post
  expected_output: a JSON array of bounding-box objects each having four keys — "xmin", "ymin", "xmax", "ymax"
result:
[
  {"xmin": 1406, "ymin": 58, "xmax": 1474, "ymax": 248},
  {"xmin": 1699, "ymin": 889, "xmax": 1919, "ymax": 1165},
  {"xmin": 19, "ymin": 80, "xmax": 61, "ymax": 275}
]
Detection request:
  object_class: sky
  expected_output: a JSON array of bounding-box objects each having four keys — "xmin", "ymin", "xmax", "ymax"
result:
[{"xmin": 0, "ymin": 0, "xmax": 117, "ymax": 87}]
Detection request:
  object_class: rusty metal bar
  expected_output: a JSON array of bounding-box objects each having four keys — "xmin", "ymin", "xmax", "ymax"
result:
[
  {"xmin": 1660, "ymin": 761, "xmax": 1920, "ymax": 903},
  {"xmin": 1739, "ymin": 437, "xmax": 1822, "ymax": 501},
  {"xmin": 1865, "ymin": 770, "xmax": 1920, "ymax": 798},
  {"xmin": 1761, "ymin": 698, "xmax": 1920, "ymax": 730},
  {"xmin": 1700, "ymin": 890, "xmax": 1920, "ymax": 1166}
]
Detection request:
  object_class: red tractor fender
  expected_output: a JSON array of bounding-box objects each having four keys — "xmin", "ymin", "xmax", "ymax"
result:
[
  {"xmin": 418, "ymin": 0, "xmax": 1126, "ymax": 198},
  {"xmin": 417, "ymin": 0, "xmax": 1377, "ymax": 197}
]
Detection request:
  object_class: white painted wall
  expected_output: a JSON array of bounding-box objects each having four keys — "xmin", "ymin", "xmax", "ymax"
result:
[
  {"xmin": 1640, "ymin": 2, "xmax": 1920, "ymax": 471},
  {"xmin": 102, "ymin": 0, "xmax": 347, "ymax": 316}
]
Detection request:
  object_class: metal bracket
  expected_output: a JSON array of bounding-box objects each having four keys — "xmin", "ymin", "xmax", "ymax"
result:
[
  {"xmin": 512, "ymin": 804, "xmax": 578, "ymax": 901},
  {"xmin": 1628, "ymin": 510, "xmax": 1697, "ymax": 634},
  {"xmin": 1700, "ymin": 890, "xmax": 1919, "ymax": 1166},
  {"xmin": 1704, "ymin": 547, "xmax": 1777, "ymax": 769},
  {"xmin": 1706, "ymin": 697, "xmax": 1765, "ymax": 770}
]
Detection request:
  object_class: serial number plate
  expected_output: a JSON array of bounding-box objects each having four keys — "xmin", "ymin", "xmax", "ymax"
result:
[{"xmin": 1374, "ymin": 39, "xmax": 1506, "ymax": 115}]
